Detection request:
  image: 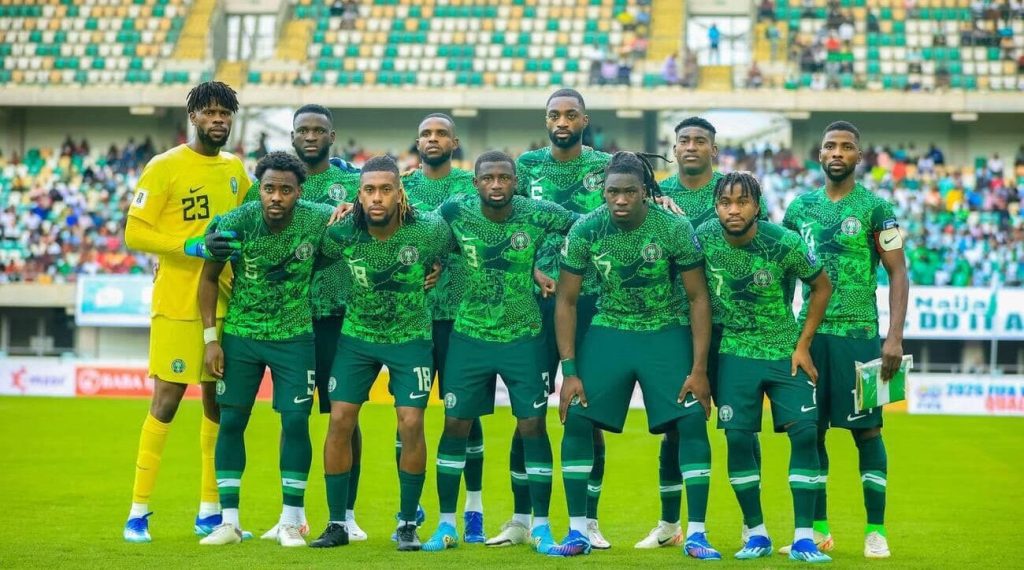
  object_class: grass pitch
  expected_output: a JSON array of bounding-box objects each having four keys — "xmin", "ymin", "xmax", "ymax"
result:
[{"xmin": 1, "ymin": 396, "xmax": 1022, "ymax": 568}]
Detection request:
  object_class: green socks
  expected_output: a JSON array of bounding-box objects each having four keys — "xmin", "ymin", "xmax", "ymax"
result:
[
  {"xmin": 658, "ymin": 437, "xmax": 683, "ymax": 524},
  {"xmin": 215, "ymin": 406, "xmax": 251, "ymax": 510},
  {"xmin": 787, "ymin": 421, "xmax": 822, "ymax": 529},
  {"xmin": 279, "ymin": 411, "xmax": 311, "ymax": 508},
  {"xmin": 325, "ymin": 472, "xmax": 350, "ymax": 522},
  {"xmin": 815, "ymin": 430, "xmax": 829, "ymax": 521},
  {"xmin": 347, "ymin": 464, "xmax": 360, "ymax": 510},
  {"xmin": 435, "ymin": 434, "xmax": 468, "ymax": 514},
  {"xmin": 857, "ymin": 433, "xmax": 887, "ymax": 525},
  {"xmin": 587, "ymin": 442, "xmax": 605, "ymax": 519},
  {"xmin": 522, "ymin": 432, "xmax": 554, "ymax": 518},
  {"xmin": 725, "ymin": 429, "xmax": 764, "ymax": 527},
  {"xmin": 560, "ymin": 414, "xmax": 595, "ymax": 518},
  {"xmin": 677, "ymin": 414, "xmax": 711, "ymax": 524},
  {"xmin": 510, "ymin": 432, "xmax": 531, "ymax": 516},
  {"xmin": 464, "ymin": 418, "xmax": 484, "ymax": 493},
  {"xmin": 398, "ymin": 470, "xmax": 426, "ymax": 523}
]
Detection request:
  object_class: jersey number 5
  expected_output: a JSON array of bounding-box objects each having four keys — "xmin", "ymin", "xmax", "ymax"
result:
[{"xmin": 182, "ymin": 195, "xmax": 210, "ymax": 221}]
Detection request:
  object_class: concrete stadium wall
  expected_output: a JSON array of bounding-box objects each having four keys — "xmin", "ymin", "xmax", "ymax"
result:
[{"xmin": 2, "ymin": 107, "xmax": 183, "ymax": 156}]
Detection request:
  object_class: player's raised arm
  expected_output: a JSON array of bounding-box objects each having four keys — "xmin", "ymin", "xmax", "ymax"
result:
[{"xmin": 198, "ymin": 258, "xmax": 226, "ymax": 378}]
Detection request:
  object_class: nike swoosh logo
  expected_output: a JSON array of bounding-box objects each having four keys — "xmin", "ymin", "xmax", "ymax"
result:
[
  {"xmin": 658, "ymin": 536, "xmax": 676, "ymax": 545},
  {"xmin": 684, "ymin": 399, "xmax": 699, "ymax": 408},
  {"xmin": 460, "ymin": 236, "xmax": 475, "ymax": 242},
  {"xmin": 847, "ymin": 413, "xmax": 866, "ymax": 421},
  {"xmin": 533, "ymin": 400, "xmax": 547, "ymax": 409},
  {"xmin": 883, "ymin": 236, "xmax": 897, "ymax": 244},
  {"xmin": 801, "ymin": 405, "xmax": 817, "ymax": 412},
  {"xmin": 409, "ymin": 393, "xmax": 427, "ymax": 399},
  {"xmin": 189, "ymin": 185, "xmax": 204, "ymax": 194},
  {"xmin": 294, "ymin": 396, "xmax": 312, "ymax": 404}
]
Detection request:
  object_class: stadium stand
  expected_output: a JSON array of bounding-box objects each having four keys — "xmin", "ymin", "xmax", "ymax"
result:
[
  {"xmin": 751, "ymin": 0, "xmax": 1024, "ymax": 91},
  {"xmin": 248, "ymin": 0, "xmax": 653, "ymax": 88},
  {"xmin": 0, "ymin": 0, "xmax": 212, "ymax": 86}
]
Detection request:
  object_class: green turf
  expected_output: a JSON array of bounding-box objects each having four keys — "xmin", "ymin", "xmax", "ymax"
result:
[{"xmin": 1, "ymin": 396, "xmax": 1022, "ymax": 568}]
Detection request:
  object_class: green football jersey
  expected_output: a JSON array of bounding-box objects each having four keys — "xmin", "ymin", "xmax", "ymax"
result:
[
  {"xmin": 658, "ymin": 171, "xmax": 770, "ymax": 230},
  {"xmin": 321, "ymin": 210, "xmax": 453, "ymax": 344},
  {"xmin": 217, "ymin": 200, "xmax": 333, "ymax": 341},
  {"xmin": 783, "ymin": 183, "xmax": 899, "ymax": 339},
  {"xmin": 244, "ymin": 166, "xmax": 361, "ymax": 319},
  {"xmin": 438, "ymin": 194, "xmax": 576, "ymax": 342},
  {"xmin": 403, "ymin": 168, "xmax": 476, "ymax": 322},
  {"xmin": 659, "ymin": 172, "xmax": 770, "ymax": 325},
  {"xmin": 696, "ymin": 220, "xmax": 823, "ymax": 360},
  {"xmin": 515, "ymin": 145, "xmax": 611, "ymax": 294},
  {"xmin": 562, "ymin": 205, "xmax": 703, "ymax": 331}
]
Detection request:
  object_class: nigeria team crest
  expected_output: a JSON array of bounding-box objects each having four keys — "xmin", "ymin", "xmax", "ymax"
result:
[
  {"xmin": 216, "ymin": 379, "xmax": 226, "ymax": 395},
  {"xmin": 642, "ymin": 243, "xmax": 662, "ymax": 262},
  {"xmin": 171, "ymin": 359, "xmax": 186, "ymax": 374},
  {"xmin": 399, "ymin": 246, "xmax": 420, "ymax": 266},
  {"xmin": 582, "ymin": 171, "xmax": 604, "ymax": 192},
  {"xmin": 295, "ymin": 242, "xmax": 314, "ymax": 260},
  {"xmin": 328, "ymin": 184, "xmax": 345, "ymax": 202},
  {"xmin": 444, "ymin": 392, "xmax": 457, "ymax": 409},
  {"xmin": 841, "ymin": 216, "xmax": 862, "ymax": 235},
  {"xmin": 719, "ymin": 405, "xmax": 733, "ymax": 422},
  {"xmin": 753, "ymin": 269, "xmax": 774, "ymax": 287},
  {"xmin": 328, "ymin": 377, "xmax": 337, "ymax": 393},
  {"xmin": 510, "ymin": 231, "xmax": 531, "ymax": 251}
]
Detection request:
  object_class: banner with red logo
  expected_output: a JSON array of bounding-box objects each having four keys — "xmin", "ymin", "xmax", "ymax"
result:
[{"xmin": 0, "ymin": 359, "xmax": 76, "ymax": 397}]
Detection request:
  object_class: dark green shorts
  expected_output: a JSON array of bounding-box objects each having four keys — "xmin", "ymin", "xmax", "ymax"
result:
[
  {"xmin": 218, "ymin": 333, "xmax": 316, "ymax": 413},
  {"xmin": 313, "ymin": 313, "xmax": 344, "ymax": 414},
  {"xmin": 715, "ymin": 354, "xmax": 818, "ymax": 433},
  {"xmin": 540, "ymin": 293, "xmax": 597, "ymax": 393},
  {"xmin": 568, "ymin": 325, "xmax": 702, "ymax": 434},
  {"xmin": 812, "ymin": 334, "xmax": 884, "ymax": 430},
  {"xmin": 442, "ymin": 332, "xmax": 548, "ymax": 420},
  {"xmin": 329, "ymin": 334, "xmax": 434, "ymax": 409}
]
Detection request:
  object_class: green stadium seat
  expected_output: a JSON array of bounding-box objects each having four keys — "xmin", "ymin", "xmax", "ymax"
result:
[
  {"xmin": 381, "ymin": 59, "xmax": 395, "ymax": 71},
  {"xmin": 950, "ymin": 75, "xmax": 963, "ymax": 89},
  {"xmin": 248, "ymin": 70, "xmax": 261, "ymax": 84},
  {"xmin": 346, "ymin": 45, "xmax": 359, "ymax": 57},
  {"xmin": 566, "ymin": 60, "xmax": 580, "ymax": 72},
  {"xmin": 313, "ymin": 31, "xmax": 325, "ymax": 44},
  {"xmin": 92, "ymin": 58, "xmax": 105, "ymax": 70},
  {"xmin": 868, "ymin": 61, "xmax": 881, "ymax": 74},
  {"xmin": 987, "ymin": 47, "xmax": 1000, "ymax": 61},
  {"xmin": 965, "ymin": 76, "xmax": 977, "ymax": 90}
]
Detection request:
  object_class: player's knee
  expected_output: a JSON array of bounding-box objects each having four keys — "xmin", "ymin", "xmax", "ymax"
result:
[
  {"xmin": 149, "ymin": 379, "xmax": 186, "ymax": 422},
  {"xmin": 396, "ymin": 408, "xmax": 425, "ymax": 437},
  {"xmin": 725, "ymin": 429, "xmax": 755, "ymax": 450},
  {"xmin": 592, "ymin": 426, "xmax": 605, "ymax": 445},
  {"xmin": 219, "ymin": 405, "xmax": 250, "ymax": 434},
  {"xmin": 853, "ymin": 427, "xmax": 882, "ymax": 444},
  {"xmin": 662, "ymin": 428, "xmax": 680, "ymax": 443},
  {"xmin": 327, "ymin": 407, "xmax": 357, "ymax": 438},
  {"xmin": 280, "ymin": 411, "xmax": 309, "ymax": 439},
  {"xmin": 786, "ymin": 420, "xmax": 818, "ymax": 446},
  {"xmin": 516, "ymin": 416, "xmax": 546, "ymax": 438},
  {"xmin": 442, "ymin": 416, "xmax": 473, "ymax": 438}
]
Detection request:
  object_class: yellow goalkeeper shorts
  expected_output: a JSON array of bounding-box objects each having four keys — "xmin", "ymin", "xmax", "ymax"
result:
[{"xmin": 149, "ymin": 316, "xmax": 222, "ymax": 384}]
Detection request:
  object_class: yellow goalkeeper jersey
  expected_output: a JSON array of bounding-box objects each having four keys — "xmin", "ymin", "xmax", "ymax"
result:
[{"xmin": 127, "ymin": 144, "xmax": 249, "ymax": 320}]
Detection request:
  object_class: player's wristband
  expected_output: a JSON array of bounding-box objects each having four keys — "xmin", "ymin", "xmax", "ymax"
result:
[
  {"xmin": 203, "ymin": 327, "xmax": 218, "ymax": 345},
  {"xmin": 560, "ymin": 358, "xmax": 577, "ymax": 378}
]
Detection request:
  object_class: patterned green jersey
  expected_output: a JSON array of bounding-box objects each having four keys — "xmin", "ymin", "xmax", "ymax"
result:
[
  {"xmin": 696, "ymin": 220, "xmax": 823, "ymax": 360},
  {"xmin": 516, "ymin": 145, "xmax": 611, "ymax": 294},
  {"xmin": 218, "ymin": 200, "xmax": 333, "ymax": 341},
  {"xmin": 563, "ymin": 205, "xmax": 704, "ymax": 331},
  {"xmin": 321, "ymin": 210, "xmax": 453, "ymax": 344},
  {"xmin": 403, "ymin": 168, "xmax": 476, "ymax": 322},
  {"xmin": 244, "ymin": 166, "xmax": 361, "ymax": 319},
  {"xmin": 438, "ymin": 194, "xmax": 576, "ymax": 342},
  {"xmin": 658, "ymin": 171, "xmax": 770, "ymax": 230},
  {"xmin": 783, "ymin": 183, "xmax": 899, "ymax": 339},
  {"xmin": 659, "ymin": 172, "xmax": 770, "ymax": 325}
]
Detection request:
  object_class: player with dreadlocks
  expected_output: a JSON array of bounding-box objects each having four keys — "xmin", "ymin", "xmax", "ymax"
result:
[
  {"xmin": 122, "ymin": 81, "xmax": 250, "ymax": 543},
  {"xmin": 695, "ymin": 171, "xmax": 833, "ymax": 562},
  {"xmin": 550, "ymin": 152, "xmax": 716, "ymax": 558},
  {"xmin": 311, "ymin": 155, "xmax": 454, "ymax": 551}
]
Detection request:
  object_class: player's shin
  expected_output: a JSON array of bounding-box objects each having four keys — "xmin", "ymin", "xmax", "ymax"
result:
[
  {"xmin": 131, "ymin": 413, "xmax": 170, "ymax": 510},
  {"xmin": 725, "ymin": 429, "xmax": 764, "ymax": 530},
  {"xmin": 855, "ymin": 431, "xmax": 887, "ymax": 530},
  {"xmin": 397, "ymin": 407, "xmax": 427, "ymax": 524},
  {"xmin": 464, "ymin": 418, "xmax": 485, "ymax": 504},
  {"xmin": 561, "ymin": 414, "xmax": 595, "ymax": 533},
  {"xmin": 586, "ymin": 433, "xmax": 605, "ymax": 520},
  {"xmin": 436, "ymin": 432, "xmax": 469, "ymax": 520},
  {"xmin": 815, "ymin": 429, "xmax": 830, "ymax": 532},
  {"xmin": 216, "ymin": 405, "xmax": 251, "ymax": 527},
  {"xmin": 786, "ymin": 421, "xmax": 822, "ymax": 540},
  {"xmin": 509, "ymin": 430, "xmax": 531, "ymax": 520},
  {"xmin": 279, "ymin": 411, "xmax": 312, "ymax": 526},
  {"xmin": 659, "ymin": 435, "xmax": 683, "ymax": 525},
  {"xmin": 676, "ymin": 415, "xmax": 712, "ymax": 533},
  {"xmin": 520, "ymin": 420, "xmax": 553, "ymax": 523}
]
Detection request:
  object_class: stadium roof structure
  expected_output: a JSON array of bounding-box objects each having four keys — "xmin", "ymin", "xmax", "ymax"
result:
[{"xmin": 3, "ymin": 86, "xmax": 1024, "ymax": 114}]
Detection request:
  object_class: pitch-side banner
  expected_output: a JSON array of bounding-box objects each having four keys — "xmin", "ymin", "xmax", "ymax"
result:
[
  {"xmin": 793, "ymin": 286, "xmax": 1024, "ymax": 340},
  {"xmin": 908, "ymin": 374, "xmax": 1024, "ymax": 416},
  {"xmin": 0, "ymin": 358, "xmax": 76, "ymax": 397},
  {"xmin": 75, "ymin": 275, "xmax": 152, "ymax": 327}
]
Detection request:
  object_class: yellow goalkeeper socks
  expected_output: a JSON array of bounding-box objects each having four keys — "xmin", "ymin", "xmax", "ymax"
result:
[
  {"xmin": 131, "ymin": 413, "xmax": 171, "ymax": 505},
  {"xmin": 200, "ymin": 415, "xmax": 219, "ymax": 505}
]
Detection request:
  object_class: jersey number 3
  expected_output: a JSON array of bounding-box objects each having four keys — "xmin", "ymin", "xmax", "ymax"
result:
[{"xmin": 182, "ymin": 195, "xmax": 210, "ymax": 221}]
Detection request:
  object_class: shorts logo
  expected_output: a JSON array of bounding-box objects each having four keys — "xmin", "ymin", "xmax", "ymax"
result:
[
  {"xmin": 642, "ymin": 243, "xmax": 662, "ymax": 263},
  {"xmin": 398, "ymin": 246, "xmax": 419, "ymax": 266},
  {"xmin": 444, "ymin": 392, "xmax": 457, "ymax": 409},
  {"xmin": 295, "ymin": 242, "xmax": 314, "ymax": 261},
  {"xmin": 841, "ymin": 216, "xmax": 862, "ymax": 235},
  {"xmin": 216, "ymin": 379, "xmax": 226, "ymax": 395},
  {"xmin": 230, "ymin": 177, "xmax": 239, "ymax": 195},
  {"xmin": 328, "ymin": 376, "xmax": 337, "ymax": 393},
  {"xmin": 719, "ymin": 405, "xmax": 733, "ymax": 422},
  {"xmin": 171, "ymin": 359, "xmax": 186, "ymax": 374},
  {"xmin": 510, "ymin": 231, "xmax": 531, "ymax": 251},
  {"xmin": 753, "ymin": 269, "xmax": 774, "ymax": 287},
  {"xmin": 328, "ymin": 184, "xmax": 346, "ymax": 202},
  {"xmin": 582, "ymin": 171, "xmax": 604, "ymax": 192}
]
